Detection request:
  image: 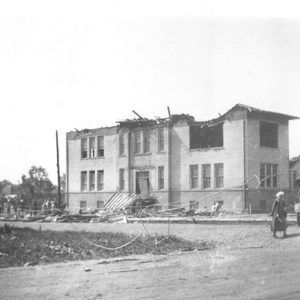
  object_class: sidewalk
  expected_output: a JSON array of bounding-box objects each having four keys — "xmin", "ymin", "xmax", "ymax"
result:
[{"xmin": 127, "ymin": 214, "xmax": 298, "ymax": 225}]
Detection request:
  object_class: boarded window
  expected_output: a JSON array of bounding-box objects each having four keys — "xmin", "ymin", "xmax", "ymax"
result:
[
  {"xmin": 202, "ymin": 164, "xmax": 211, "ymax": 189},
  {"xmin": 81, "ymin": 171, "xmax": 87, "ymax": 191},
  {"xmin": 89, "ymin": 137, "xmax": 95, "ymax": 158},
  {"xmin": 119, "ymin": 169, "xmax": 125, "ymax": 191},
  {"xmin": 81, "ymin": 138, "xmax": 87, "ymax": 158},
  {"xmin": 80, "ymin": 201, "xmax": 87, "ymax": 209},
  {"xmin": 97, "ymin": 136, "xmax": 104, "ymax": 157},
  {"xmin": 158, "ymin": 127, "xmax": 164, "ymax": 151},
  {"xmin": 97, "ymin": 170, "xmax": 104, "ymax": 190},
  {"xmin": 119, "ymin": 134, "xmax": 125, "ymax": 155},
  {"xmin": 214, "ymin": 163, "xmax": 224, "ymax": 188},
  {"xmin": 97, "ymin": 201, "xmax": 104, "ymax": 209},
  {"xmin": 89, "ymin": 171, "xmax": 95, "ymax": 191},
  {"xmin": 158, "ymin": 166, "xmax": 164, "ymax": 190},
  {"xmin": 143, "ymin": 130, "xmax": 150, "ymax": 153},
  {"xmin": 190, "ymin": 165, "xmax": 198, "ymax": 189},
  {"xmin": 190, "ymin": 123, "xmax": 223, "ymax": 149},
  {"xmin": 260, "ymin": 121, "xmax": 278, "ymax": 148},
  {"xmin": 133, "ymin": 131, "xmax": 141, "ymax": 154},
  {"xmin": 260, "ymin": 163, "xmax": 278, "ymax": 188}
]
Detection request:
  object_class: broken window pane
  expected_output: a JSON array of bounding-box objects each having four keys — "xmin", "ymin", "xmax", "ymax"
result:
[
  {"xmin": 190, "ymin": 123, "xmax": 223, "ymax": 149},
  {"xmin": 214, "ymin": 163, "xmax": 224, "ymax": 188},
  {"xmin": 97, "ymin": 170, "xmax": 104, "ymax": 190},
  {"xmin": 143, "ymin": 130, "xmax": 150, "ymax": 153},
  {"xmin": 97, "ymin": 136, "xmax": 104, "ymax": 157},
  {"xmin": 202, "ymin": 164, "xmax": 211, "ymax": 189},
  {"xmin": 190, "ymin": 165, "xmax": 198, "ymax": 189},
  {"xmin": 81, "ymin": 138, "xmax": 87, "ymax": 159},
  {"xmin": 89, "ymin": 171, "xmax": 95, "ymax": 190},
  {"xmin": 81, "ymin": 171, "xmax": 87, "ymax": 191},
  {"xmin": 89, "ymin": 137, "xmax": 95, "ymax": 158},
  {"xmin": 260, "ymin": 121, "xmax": 278, "ymax": 148}
]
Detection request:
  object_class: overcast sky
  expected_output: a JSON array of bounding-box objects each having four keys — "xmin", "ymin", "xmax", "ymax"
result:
[{"xmin": 1, "ymin": 0, "xmax": 300, "ymax": 183}]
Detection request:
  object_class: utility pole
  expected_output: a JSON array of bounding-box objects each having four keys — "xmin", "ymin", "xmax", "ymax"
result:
[{"xmin": 56, "ymin": 130, "xmax": 61, "ymax": 209}]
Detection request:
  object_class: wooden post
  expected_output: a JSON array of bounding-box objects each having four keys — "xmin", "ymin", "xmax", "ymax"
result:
[{"xmin": 56, "ymin": 130, "xmax": 61, "ymax": 209}]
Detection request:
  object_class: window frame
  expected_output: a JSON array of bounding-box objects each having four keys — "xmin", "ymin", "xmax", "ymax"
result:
[
  {"xmin": 202, "ymin": 164, "xmax": 211, "ymax": 189},
  {"xmin": 89, "ymin": 170, "xmax": 96, "ymax": 191},
  {"xmin": 260, "ymin": 163, "xmax": 278, "ymax": 188},
  {"xmin": 143, "ymin": 129, "xmax": 151, "ymax": 153},
  {"xmin": 97, "ymin": 170, "xmax": 104, "ymax": 191},
  {"xmin": 259, "ymin": 121, "xmax": 278, "ymax": 149},
  {"xmin": 158, "ymin": 166, "xmax": 164, "ymax": 190},
  {"xmin": 81, "ymin": 171, "xmax": 88, "ymax": 191},
  {"xmin": 158, "ymin": 127, "xmax": 165, "ymax": 152},
  {"xmin": 119, "ymin": 168, "xmax": 125, "ymax": 191},
  {"xmin": 81, "ymin": 138, "xmax": 88, "ymax": 159},
  {"xmin": 214, "ymin": 163, "xmax": 224, "ymax": 189},
  {"xmin": 97, "ymin": 136, "xmax": 104, "ymax": 158},
  {"xmin": 133, "ymin": 130, "xmax": 141, "ymax": 154},
  {"xmin": 119, "ymin": 133, "xmax": 125, "ymax": 155},
  {"xmin": 190, "ymin": 165, "xmax": 199, "ymax": 189}
]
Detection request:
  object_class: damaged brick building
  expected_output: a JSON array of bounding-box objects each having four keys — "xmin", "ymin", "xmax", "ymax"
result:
[{"xmin": 66, "ymin": 104, "xmax": 299, "ymax": 213}]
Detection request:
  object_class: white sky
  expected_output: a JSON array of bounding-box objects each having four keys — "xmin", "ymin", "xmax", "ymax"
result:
[{"xmin": 1, "ymin": 0, "xmax": 300, "ymax": 184}]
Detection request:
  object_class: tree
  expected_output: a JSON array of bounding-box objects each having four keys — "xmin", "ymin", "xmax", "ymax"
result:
[{"xmin": 20, "ymin": 166, "xmax": 55, "ymax": 209}]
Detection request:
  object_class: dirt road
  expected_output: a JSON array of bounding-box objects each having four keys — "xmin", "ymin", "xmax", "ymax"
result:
[{"xmin": 1, "ymin": 223, "xmax": 300, "ymax": 299}]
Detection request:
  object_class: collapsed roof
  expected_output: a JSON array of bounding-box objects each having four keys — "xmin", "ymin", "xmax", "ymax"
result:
[{"xmin": 68, "ymin": 103, "xmax": 299, "ymax": 134}]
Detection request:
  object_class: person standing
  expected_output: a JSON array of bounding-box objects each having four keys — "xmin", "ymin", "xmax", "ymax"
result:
[{"xmin": 271, "ymin": 191, "xmax": 288, "ymax": 238}]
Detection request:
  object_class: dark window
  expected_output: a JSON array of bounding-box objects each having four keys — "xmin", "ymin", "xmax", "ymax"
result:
[
  {"xmin": 119, "ymin": 169, "xmax": 125, "ymax": 190},
  {"xmin": 89, "ymin": 171, "xmax": 95, "ymax": 191},
  {"xmin": 119, "ymin": 134, "xmax": 125, "ymax": 155},
  {"xmin": 260, "ymin": 121, "xmax": 278, "ymax": 148},
  {"xmin": 81, "ymin": 138, "xmax": 87, "ymax": 158},
  {"xmin": 202, "ymin": 164, "xmax": 211, "ymax": 189},
  {"xmin": 190, "ymin": 123, "xmax": 223, "ymax": 149},
  {"xmin": 190, "ymin": 165, "xmax": 198, "ymax": 189},
  {"xmin": 80, "ymin": 201, "xmax": 87, "ymax": 209},
  {"xmin": 81, "ymin": 171, "xmax": 87, "ymax": 191},
  {"xmin": 158, "ymin": 166, "xmax": 164, "ymax": 189},
  {"xmin": 97, "ymin": 136, "xmax": 104, "ymax": 157},
  {"xmin": 97, "ymin": 170, "xmax": 104, "ymax": 190},
  {"xmin": 214, "ymin": 163, "xmax": 224, "ymax": 188},
  {"xmin": 89, "ymin": 137, "xmax": 95, "ymax": 158},
  {"xmin": 143, "ymin": 130, "xmax": 150, "ymax": 153},
  {"xmin": 158, "ymin": 127, "xmax": 164, "ymax": 151}
]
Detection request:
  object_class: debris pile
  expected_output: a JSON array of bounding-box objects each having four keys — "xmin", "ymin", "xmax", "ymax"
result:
[{"xmin": 0, "ymin": 225, "xmax": 214, "ymax": 268}]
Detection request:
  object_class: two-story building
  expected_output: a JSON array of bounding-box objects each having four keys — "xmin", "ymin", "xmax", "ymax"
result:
[{"xmin": 66, "ymin": 104, "xmax": 298, "ymax": 213}]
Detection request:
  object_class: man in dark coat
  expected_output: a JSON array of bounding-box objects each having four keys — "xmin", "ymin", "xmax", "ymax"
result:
[{"xmin": 271, "ymin": 191, "xmax": 287, "ymax": 238}]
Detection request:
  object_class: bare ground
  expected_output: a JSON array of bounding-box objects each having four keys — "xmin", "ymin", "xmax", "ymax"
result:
[{"xmin": 1, "ymin": 223, "xmax": 300, "ymax": 299}]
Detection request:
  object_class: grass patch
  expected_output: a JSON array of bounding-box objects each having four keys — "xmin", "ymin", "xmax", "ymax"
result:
[{"xmin": 0, "ymin": 225, "xmax": 214, "ymax": 268}]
